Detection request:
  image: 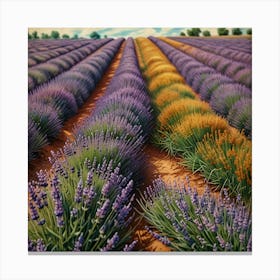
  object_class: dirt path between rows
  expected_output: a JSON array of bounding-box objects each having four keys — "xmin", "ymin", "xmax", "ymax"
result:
[
  {"xmin": 28, "ymin": 42, "xmax": 126, "ymax": 181},
  {"xmin": 133, "ymin": 144, "xmax": 220, "ymax": 252}
]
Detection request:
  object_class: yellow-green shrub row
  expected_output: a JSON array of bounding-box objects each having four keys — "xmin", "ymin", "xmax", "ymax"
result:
[{"xmin": 134, "ymin": 37, "xmax": 251, "ymax": 200}]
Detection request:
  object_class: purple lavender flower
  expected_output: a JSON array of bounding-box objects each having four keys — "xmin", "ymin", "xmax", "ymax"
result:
[
  {"xmin": 29, "ymin": 202, "xmax": 39, "ymax": 220},
  {"xmin": 74, "ymin": 233, "xmax": 84, "ymax": 251},
  {"xmin": 70, "ymin": 208, "xmax": 78, "ymax": 218},
  {"xmin": 28, "ymin": 239, "xmax": 35, "ymax": 251},
  {"xmin": 74, "ymin": 179, "xmax": 83, "ymax": 203},
  {"xmin": 100, "ymin": 232, "xmax": 119, "ymax": 251},
  {"xmin": 96, "ymin": 199, "xmax": 110, "ymax": 220},
  {"xmin": 36, "ymin": 239, "xmax": 46, "ymax": 251},
  {"xmin": 145, "ymin": 226, "xmax": 171, "ymax": 246},
  {"xmin": 123, "ymin": 240, "xmax": 138, "ymax": 251}
]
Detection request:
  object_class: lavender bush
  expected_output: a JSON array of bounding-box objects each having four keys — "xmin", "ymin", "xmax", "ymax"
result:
[
  {"xmin": 28, "ymin": 159, "xmax": 136, "ymax": 251},
  {"xmin": 139, "ymin": 178, "xmax": 252, "ymax": 251},
  {"xmin": 28, "ymin": 102, "xmax": 62, "ymax": 140},
  {"xmin": 228, "ymin": 98, "xmax": 252, "ymax": 138},
  {"xmin": 210, "ymin": 84, "xmax": 251, "ymax": 117},
  {"xmin": 28, "ymin": 119, "xmax": 47, "ymax": 161}
]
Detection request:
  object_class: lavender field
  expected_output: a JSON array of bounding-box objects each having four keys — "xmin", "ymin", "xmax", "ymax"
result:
[{"xmin": 28, "ymin": 29, "xmax": 252, "ymax": 252}]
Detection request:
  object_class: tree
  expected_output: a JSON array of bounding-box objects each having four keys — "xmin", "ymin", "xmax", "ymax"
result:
[
  {"xmin": 247, "ymin": 28, "xmax": 252, "ymax": 35},
  {"xmin": 187, "ymin": 28, "xmax": 201, "ymax": 37},
  {"xmin": 202, "ymin": 30, "xmax": 211, "ymax": 37},
  {"xmin": 180, "ymin": 32, "xmax": 186, "ymax": 36},
  {"xmin": 31, "ymin": 31, "xmax": 39, "ymax": 39},
  {"xmin": 62, "ymin": 34, "xmax": 70, "ymax": 39},
  {"xmin": 72, "ymin": 34, "xmax": 79, "ymax": 39},
  {"xmin": 41, "ymin": 33, "xmax": 50, "ymax": 39},
  {"xmin": 89, "ymin": 31, "xmax": 101, "ymax": 39},
  {"xmin": 217, "ymin": 28, "xmax": 229, "ymax": 36},
  {"xmin": 50, "ymin": 30, "xmax": 60, "ymax": 39},
  {"xmin": 104, "ymin": 35, "xmax": 108, "ymax": 38},
  {"xmin": 28, "ymin": 33, "xmax": 32, "ymax": 39},
  {"xmin": 232, "ymin": 28, "xmax": 242, "ymax": 35}
]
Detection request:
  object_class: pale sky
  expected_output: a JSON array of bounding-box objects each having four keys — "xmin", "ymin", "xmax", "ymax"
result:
[{"xmin": 28, "ymin": 27, "xmax": 248, "ymax": 38}]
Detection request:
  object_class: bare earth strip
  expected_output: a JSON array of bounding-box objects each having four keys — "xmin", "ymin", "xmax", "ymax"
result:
[{"xmin": 28, "ymin": 42, "xmax": 126, "ymax": 181}]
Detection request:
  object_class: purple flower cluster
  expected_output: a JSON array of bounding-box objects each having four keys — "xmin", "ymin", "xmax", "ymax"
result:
[
  {"xmin": 149, "ymin": 37, "xmax": 252, "ymax": 137},
  {"xmin": 141, "ymin": 178, "xmax": 252, "ymax": 251},
  {"xmin": 28, "ymin": 157, "xmax": 137, "ymax": 251},
  {"xmin": 28, "ymin": 39, "xmax": 124, "ymax": 159}
]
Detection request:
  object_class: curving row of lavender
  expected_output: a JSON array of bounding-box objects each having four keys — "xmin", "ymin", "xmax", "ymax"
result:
[
  {"xmin": 28, "ymin": 38, "xmax": 112, "ymax": 92},
  {"xmin": 28, "ymin": 40, "xmax": 93, "ymax": 67},
  {"xmin": 171, "ymin": 37, "xmax": 252, "ymax": 65},
  {"xmin": 28, "ymin": 38, "xmax": 153, "ymax": 251},
  {"xmin": 28, "ymin": 38, "xmax": 124, "ymax": 161},
  {"xmin": 149, "ymin": 37, "xmax": 252, "ymax": 138},
  {"xmin": 28, "ymin": 39, "xmax": 84, "ymax": 53},
  {"xmin": 164, "ymin": 38, "xmax": 251, "ymax": 88},
  {"xmin": 176, "ymin": 37, "xmax": 252, "ymax": 54}
]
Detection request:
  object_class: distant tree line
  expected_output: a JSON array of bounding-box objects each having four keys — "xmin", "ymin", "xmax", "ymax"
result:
[
  {"xmin": 28, "ymin": 30, "xmax": 106, "ymax": 40},
  {"xmin": 179, "ymin": 28, "xmax": 252, "ymax": 37}
]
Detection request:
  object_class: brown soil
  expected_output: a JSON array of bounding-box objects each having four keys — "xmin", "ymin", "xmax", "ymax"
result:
[
  {"xmin": 133, "ymin": 144, "xmax": 220, "ymax": 252},
  {"xmin": 28, "ymin": 42, "xmax": 126, "ymax": 181}
]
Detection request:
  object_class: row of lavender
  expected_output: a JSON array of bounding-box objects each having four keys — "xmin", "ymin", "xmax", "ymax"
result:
[
  {"xmin": 28, "ymin": 39, "xmax": 75, "ymax": 53},
  {"xmin": 28, "ymin": 38, "xmax": 123, "ymax": 161},
  {"xmin": 28, "ymin": 38, "xmax": 153, "ymax": 251},
  {"xmin": 29, "ymin": 40, "xmax": 92, "ymax": 67},
  {"xmin": 28, "ymin": 39, "xmax": 112, "ymax": 92},
  {"xmin": 163, "ymin": 37, "xmax": 251, "ymax": 88},
  {"xmin": 172, "ymin": 37, "xmax": 252, "ymax": 65},
  {"xmin": 175, "ymin": 37, "xmax": 252, "ymax": 53},
  {"xmin": 150, "ymin": 37, "xmax": 252, "ymax": 138}
]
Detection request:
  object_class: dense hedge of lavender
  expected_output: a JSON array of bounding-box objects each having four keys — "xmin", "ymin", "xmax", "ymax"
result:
[
  {"xmin": 28, "ymin": 40, "xmax": 92, "ymax": 67},
  {"xmin": 28, "ymin": 39, "xmax": 123, "ymax": 161},
  {"xmin": 28, "ymin": 38, "xmax": 153, "ymax": 251},
  {"xmin": 149, "ymin": 37, "xmax": 252, "ymax": 138},
  {"xmin": 139, "ymin": 178, "xmax": 252, "ymax": 251},
  {"xmin": 172, "ymin": 37, "xmax": 252, "ymax": 65},
  {"xmin": 163, "ymin": 38, "xmax": 251, "ymax": 88},
  {"xmin": 28, "ymin": 38, "xmax": 112, "ymax": 92}
]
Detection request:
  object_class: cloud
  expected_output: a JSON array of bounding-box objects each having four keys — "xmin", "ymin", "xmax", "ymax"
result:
[{"xmin": 28, "ymin": 27, "xmax": 247, "ymax": 38}]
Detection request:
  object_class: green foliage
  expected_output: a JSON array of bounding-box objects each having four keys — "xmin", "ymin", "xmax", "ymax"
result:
[
  {"xmin": 72, "ymin": 34, "xmax": 79, "ymax": 39},
  {"xmin": 28, "ymin": 33, "xmax": 32, "ymax": 39},
  {"xmin": 246, "ymin": 28, "xmax": 252, "ymax": 35},
  {"xmin": 89, "ymin": 31, "xmax": 101, "ymax": 39},
  {"xmin": 187, "ymin": 28, "xmax": 201, "ymax": 37},
  {"xmin": 62, "ymin": 34, "xmax": 70, "ymax": 39},
  {"xmin": 138, "ymin": 179, "xmax": 252, "ymax": 251},
  {"xmin": 51, "ymin": 30, "xmax": 60, "ymax": 39},
  {"xmin": 232, "ymin": 28, "xmax": 242, "ymax": 35},
  {"xmin": 202, "ymin": 30, "xmax": 211, "ymax": 37},
  {"xmin": 32, "ymin": 31, "xmax": 39, "ymax": 39},
  {"xmin": 217, "ymin": 28, "xmax": 229, "ymax": 36},
  {"xmin": 41, "ymin": 33, "xmax": 50, "ymax": 39},
  {"xmin": 180, "ymin": 32, "xmax": 186, "ymax": 36},
  {"xmin": 104, "ymin": 35, "xmax": 108, "ymax": 38}
]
